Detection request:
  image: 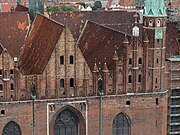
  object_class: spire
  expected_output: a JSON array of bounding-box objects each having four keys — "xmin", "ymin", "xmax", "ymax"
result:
[
  {"xmin": 103, "ymin": 58, "xmax": 108, "ymax": 72},
  {"xmin": 123, "ymin": 35, "xmax": 129, "ymax": 44},
  {"xmin": 143, "ymin": 0, "xmax": 166, "ymax": 17},
  {"xmin": 93, "ymin": 59, "xmax": 98, "ymax": 72},
  {"xmin": 112, "ymin": 51, "xmax": 119, "ymax": 60},
  {"xmin": 103, "ymin": 62, "xmax": 108, "ymax": 72},
  {"xmin": 132, "ymin": 12, "xmax": 140, "ymax": 37},
  {"xmin": 133, "ymin": 12, "xmax": 139, "ymax": 24}
]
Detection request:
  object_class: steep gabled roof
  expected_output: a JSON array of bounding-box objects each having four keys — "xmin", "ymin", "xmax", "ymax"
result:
[
  {"xmin": 166, "ymin": 22, "xmax": 180, "ymax": 56},
  {"xmin": 50, "ymin": 11, "xmax": 138, "ymax": 40},
  {"xmin": 78, "ymin": 21, "xmax": 132, "ymax": 72},
  {"xmin": 15, "ymin": 4, "xmax": 28, "ymax": 12},
  {"xmin": 0, "ymin": 12, "xmax": 29, "ymax": 58},
  {"xmin": 19, "ymin": 13, "xmax": 64, "ymax": 75}
]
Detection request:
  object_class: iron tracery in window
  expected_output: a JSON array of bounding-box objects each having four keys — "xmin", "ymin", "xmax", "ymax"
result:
[
  {"xmin": 54, "ymin": 109, "xmax": 78, "ymax": 135},
  {"xmin": 112, "ymin": 113, "xmax": 130, "ymax": 135},
  {"xmin": 3, "ymin": 121, "xmax": 21, "ymax": 135}
]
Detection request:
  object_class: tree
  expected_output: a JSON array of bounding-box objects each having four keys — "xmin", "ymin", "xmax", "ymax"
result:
[
  {"xmin": 61, "ymin": 5, "xmax": 75, "ymax": 11},
  {"xmin": 76, "ymin": 2, "xmax": 86, "ymax": 8},
  {"xmin": 94, "ymin": 1, "xmax": 102, "ymax": 9},
  {"xmin": 91, "ymin": 6, "xmax": 98, "ymax": 10},
  {"xmin": 47, "ymin": 6, "xmax": 60, "ymax": 13}
]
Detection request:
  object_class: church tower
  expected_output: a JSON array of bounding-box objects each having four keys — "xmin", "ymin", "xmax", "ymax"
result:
[
  {"xmin": 143, "ymin": 0, "xmax": 167, "ymax": 92},
  {"xmin": 29, "ymin": 0, "xmax": 44, "ymax": 21}
]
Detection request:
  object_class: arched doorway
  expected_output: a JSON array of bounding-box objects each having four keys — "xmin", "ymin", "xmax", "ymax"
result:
[
  {"xmin": 53, "ymin": 107, "xmax": 85, "ymax": 135},
  {"xmin": 112, "ymin": 112, "xmax": 131, "ymax": 135},
  {"xmin": 3, "ymin": 121, "xmax": 21, "ymax": 135}
]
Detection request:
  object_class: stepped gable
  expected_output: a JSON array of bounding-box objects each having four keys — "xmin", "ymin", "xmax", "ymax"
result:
[
  {"xmin": 19, "ymin": 13, "xmax": 64, "ymax": 75},
  {"xmin": 78, "ymin": 21, "xmax": 132, "ymax": 72},
  {"xmin": 50, "ymin": 11, "xmax": 138, "ymax": 40},
  {"xmin": 0, "ymin": 12, "xmax": 29, "ymax": 58}
]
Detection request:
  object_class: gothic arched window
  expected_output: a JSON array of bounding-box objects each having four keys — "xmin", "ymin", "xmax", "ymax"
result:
[
  {"xmin": 60, "ymin": 79, "xmax": 64, "ymax": 88},
  {"xmin": 60, "ymin": 56, "xmax": 64, "ymax": 65},
  {"xmin": 113, "ymin": 113, "xmax": 131, "ymax": 135},
  {"xmin": 128, "ymin": 75, "xmax": 132, "ymax": 83},
  {"xmin": 70, "ymin": 55, "xmax": 74, "ymax": 64},
  {"xmin": 129, "ymin": 58, "xmax": 132, "ymax": 65},
  {"xmin": 138, "ymin": 58, "xmax": 142, "ymax": 64},
  {"xmin": 138, "ymin": 74, "xmax": 142, "ymax": 82},
  {"xmin": 54, "ymin": 109, "xmax": 78, "ymax": 135},
  {"xmin": 3, "ymin": 121, "xmax": 21, "ymax": 135}
]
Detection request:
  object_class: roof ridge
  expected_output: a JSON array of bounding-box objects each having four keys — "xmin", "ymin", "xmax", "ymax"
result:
[
  {"xmin": 36, "ymin": 12, "xmax": 65, "ymax": 27},
  {"xmin": 87, "ymin": 20, "xmax": 132, "ymax": 37}
]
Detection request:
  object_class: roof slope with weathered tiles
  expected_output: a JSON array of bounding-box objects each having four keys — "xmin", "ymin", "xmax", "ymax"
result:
[
  {"xmin": 19, "ymin": 13, "xmax": 64, "ymax": 75},
  {"xmin": 50, "ymin": 11, "xmax": 138, "ymax": 40},
  {"xmin": 78, "ymin": 21, "xmax": 132, "ymax": 72},
  {"xmin": 15, "ymin": 4, "xmax": 28, "ymax": 12},
  {"xmin": 0, "ymin": 12, "xmax": 29, "ymax": 58},
  {"xmin": 166, "ymin": 22, "xmax": 180, "ymax": 56},
  {"xmin": 51, "ymin": 11, "xmax": 179, "ymax": 56}
]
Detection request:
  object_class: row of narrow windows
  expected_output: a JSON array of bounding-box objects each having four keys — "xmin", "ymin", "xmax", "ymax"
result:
[
  {"xmin": 0, "ymin": 83, "xmax": 14, "ymax": 91},
  {"xmin": 0, "ymin": 69, "xmax": 14, "ymax": 75},
  {"xmin": 60, "ymin": 55, "xmax": 74, "ymax": 65},
  {"xmin": 128, "ymin": 75, "xmax": 158, "ymax": 84},
  {"xmin": 128, "ymin": 75, "xmax": 141, "ymax": 83},
  {"xmin": 60, "ymin": 76, "xmax": 158, "ymax": 87},
  {"xmin": 60, "ymin": 57, "xmax": 157, "ymax": 66},
  {"xmin": 129, "ymin": 58, "xmax": 142, "ymax": 65},
  {"xmin": 60, "ymin": 78, "xmax": 74, "ymax": 88}
]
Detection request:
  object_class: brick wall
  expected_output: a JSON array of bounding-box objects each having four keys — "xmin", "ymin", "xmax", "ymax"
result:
[{"xmin": 0, "ymin": 92, "xmax": 168, "ymax": 135}]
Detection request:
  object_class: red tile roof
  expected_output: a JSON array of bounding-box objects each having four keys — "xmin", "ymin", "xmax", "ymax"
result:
[
  {"xmin": 50, "ymin": 11, "xmax": 137, "ymax": 40},
  {"xmin": 78, "ymin": 21, "xmax": 132, "ymax": 72},
  {"xmin": 19, "ymin": 13, "xmax": 64, "ymax": 75},
  {"xmin": 15, "ymin": 4, "xmax": 28, "ymax": 12},
  {"xmin": 0, "ymin": 12, "xmax": 29, "ymax": 58},
  {"xmin": 1, "ymin": 4, "xmax": 16, "ymax": 12},
  {"xmin": 166, "ymin": 22, "xmax": 180, "ymax": 56}
]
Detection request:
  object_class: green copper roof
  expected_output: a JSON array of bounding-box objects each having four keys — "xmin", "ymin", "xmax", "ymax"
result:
[{"xmin": 143, "ymin": 0, "xmax": 167, "ymax": 17}]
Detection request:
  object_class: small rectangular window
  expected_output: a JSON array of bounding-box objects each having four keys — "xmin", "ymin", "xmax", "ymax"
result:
[{"xmin": 0, "ymin": 70, "xmax": 2, "ymax": 76}]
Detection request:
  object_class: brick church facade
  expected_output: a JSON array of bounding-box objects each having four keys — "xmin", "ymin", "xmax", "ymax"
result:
[{"xmin": 0, "ymin": 0, "xmax": 179, "ymax": 134}]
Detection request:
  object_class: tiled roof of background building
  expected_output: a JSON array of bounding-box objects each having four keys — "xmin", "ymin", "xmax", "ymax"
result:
[
  {"xmin": 15, "ymin": 4, "xmax": 28, "ymax": 12},
  {"xmin": 50, "ymin": 11, "xmax": 138, "ymax": 40},
  {"xmin": 19, "ymin": 13, "xmax": 64, "ymax": 75},
  {"xmin": 166, "ymin": 22, "xmax": 180, "ymax": 56},
  {"xmin": 0, "ymin": 12, "xmax": 29, "ymax": 58}
]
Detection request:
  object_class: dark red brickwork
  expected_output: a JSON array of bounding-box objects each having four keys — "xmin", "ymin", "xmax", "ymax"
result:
[{"xmin": 0, "ymin": 92, "xmax": 168, "ymax": 135}]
